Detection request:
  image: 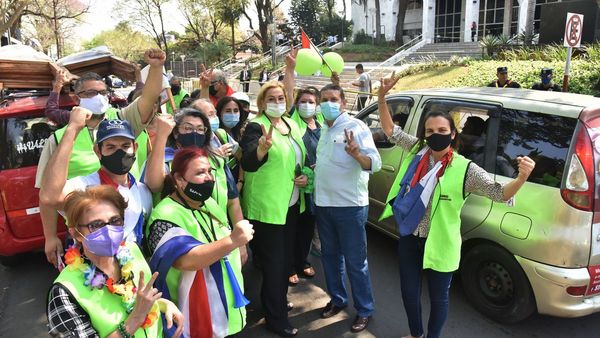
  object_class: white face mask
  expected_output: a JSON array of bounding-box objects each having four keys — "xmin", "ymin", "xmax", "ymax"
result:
[
  {"xmin": 265, "ymin": 103, "xmax": 287, "ymax": 118},
  {"xmin": 79, "ymin": 94, "xmax": 110, "ymax": 115},
  {"xmin": 298, "ymin": 103, "xmax": 316, "ymax": 118}
]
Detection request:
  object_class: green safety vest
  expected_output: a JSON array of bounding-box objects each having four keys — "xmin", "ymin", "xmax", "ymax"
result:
[
  {"xmin": 146, "ymin": 196, "xmax": 246, "ymax": 335},
  {"xmin": 166, "ymin": 89, "xmax": 189, "ymax": 115},
  {"xmin": 53, "ymin": 108, "xmax": 149, "ymax": 181},
  {"xmin": 241, "ymin": 114, "xmax": 306, "ymax": 224},
  {"xmin": 380, "ymin": 147, "xmax": 470, "ymax": 272},
  {"xmin": 53, "ymin": 243, "xmax": 162, "ymax": 337},
  {"xmin": 290, "ymin": 109, "xmax": 324, "ymax": 136}
]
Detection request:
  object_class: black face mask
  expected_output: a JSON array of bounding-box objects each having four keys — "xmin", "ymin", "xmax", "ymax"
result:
[
  {"xmin": 100, "ymin": 149, "xmax": 136, "ymax": 175},
  {"xmin": 426, "ymin": 133, "xmax": 453, "ymax": 152},
  {"xmin": 183, "ymin": 179, "xmax": 214, "ymax": 202},
  {"xmin": 177, "ymin": 132, "xmax": 206, "ymax": 148},
  {"xmin": 171, "ymin": 85, "xmax": 181, "ymax": 95},
  {"xmin": 209, "ymin": 85, "xmax": 218, "ymax": 96}
]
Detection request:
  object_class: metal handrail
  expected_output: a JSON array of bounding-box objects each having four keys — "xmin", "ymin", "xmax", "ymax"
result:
[{"xmin": 395, "ymin": 34, "xmax": 423, "ymax": 52}]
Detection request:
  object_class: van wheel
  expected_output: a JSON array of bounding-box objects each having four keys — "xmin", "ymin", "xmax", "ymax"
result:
[{"xmin": 460, "ymin": 244, "xmax": 536, "ymax": 324}]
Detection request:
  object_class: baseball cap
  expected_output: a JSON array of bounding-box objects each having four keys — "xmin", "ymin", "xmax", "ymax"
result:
[
  {"xmin": 96, "ymin": 119, "xmax": 135, "ymax": 144},
  {"xmin": 541, "ymin": 68, "xmax": 553, "ymax": 76},
  {"xmin": 497, "ymin": 66, "xmax": 508, "ymax": 73},
  {"xmin": 231, "ymin": 92, "xmax": 250, "ymax": 105}
]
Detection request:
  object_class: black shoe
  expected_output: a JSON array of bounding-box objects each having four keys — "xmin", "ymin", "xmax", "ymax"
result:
[
  {"xmin": 350, "ymin": 315, "xmax": 371, "ymax": 333},
  {"xmin": 320, "ymin": 301, "xmax": 346, "ymax": 319},
  {"xmin": 266, "ymin": 323, "xmax": 298, "ymax": 337},
  {"xmin": 287, "ymin": 302, "xmax": 294, "ymax": 312}
]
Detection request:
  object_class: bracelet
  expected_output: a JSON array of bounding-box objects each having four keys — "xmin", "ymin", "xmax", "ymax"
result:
[{"xmin": 118, "ymin": 321, "xmax": 133, "ymax": 338}]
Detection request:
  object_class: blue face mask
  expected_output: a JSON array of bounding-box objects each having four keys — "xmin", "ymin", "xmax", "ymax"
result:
[
  {"xmin": 320, "ymin": 101, "xmax": 342, "ymax": 121},
  {"xmin": 222, "ymin": 113, "xmax": 240, "ymax": 128},
  {"xmin": 209, "ymin": 116, "xmax": 220, "ymax": 131},
  {"xmin": 541, "ymin": 76, "xmax": 551, "ymax": 85}
]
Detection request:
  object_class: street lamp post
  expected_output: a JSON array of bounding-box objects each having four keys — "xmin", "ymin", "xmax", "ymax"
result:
[
  {"xmin": 170, "ymin": 51, "xmax": 175, "ymax": 72},
  {"xmin": 339, "ymin": 10, "xmax": 345, "ymax": 47},
  {"xmin": 180, "ymin": 54, "xmax": 186, "ymax": 78}
]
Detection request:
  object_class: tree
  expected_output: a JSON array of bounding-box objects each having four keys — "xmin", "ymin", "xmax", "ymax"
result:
[
  {"xmin": 179, "ymin": 0, "xmax": 226, "ymax": 43},
  {"xmin": 323, "ymin": 0, "xmax": 335, "ymax": 21},
  {"xmin": 0, "ymin": 0, "xmax": 31, "ymax": 39},
  {"xmin": 84, "ymin": 22, "xmax": 157, "ymax": 61},
  {"xmin": 114, "ymin": 0, "xmax": 170, "ymax": 57},
  {"xmin": 374, "ymin": 0, "xmax": 381, "ymax": 42},
  {"xmin": 394, "ymin": 0, "xmax": 409, "ymax": 44},
  {"xmin": 523, "ymin": 0, "xmax": 535, "ymax": 45},
  {"xmin": 24, "ymin": 0, "xmax": 90, "ymax": 58},
  {"xmin": 241, "ymin": 0, "xmax": 286, "ymax": 52},
  {"xmin": 215, "ymin": 0, "xmax": 247, "ymax": 59},
  {"xmin": 289, "ymin": 0, "xmax": 322, "ymax": 41}
]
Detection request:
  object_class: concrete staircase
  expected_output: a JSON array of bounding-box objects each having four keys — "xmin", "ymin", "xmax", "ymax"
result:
[{"xmin": 403, "ymin": 42, "xmax": 482, "ymax": 62}]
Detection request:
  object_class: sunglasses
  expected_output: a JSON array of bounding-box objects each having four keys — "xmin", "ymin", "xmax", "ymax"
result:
[{"xmin": 79, "ymin": 215, "xmax": 124, "ymax": 233}]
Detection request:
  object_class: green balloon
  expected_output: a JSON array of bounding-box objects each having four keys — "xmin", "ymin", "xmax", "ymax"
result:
[
  {"xmin": 320, "ymin": 52, "xmax": 344, "ymax": 77},
  {"xmin": 295, "ymin": 49, "xmax": 322, "ymax": 76}
]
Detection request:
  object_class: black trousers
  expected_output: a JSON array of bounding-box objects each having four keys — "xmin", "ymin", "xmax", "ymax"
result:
[
  {"xmin": 242, "ymin": 82, "xmax": 250, "ymax": 92},
  {"xmin": 249, "ymin": 203, "xmax": 299, "ymax": 329},
  {"xmin": 357, "ymin": 96, "xmax": 368, "ymax": 111},
  {"xmin": 290, "ymin": 209, "xmax": 316, "ymax": 275}
]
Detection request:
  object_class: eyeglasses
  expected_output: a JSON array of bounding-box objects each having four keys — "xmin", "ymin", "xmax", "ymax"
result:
[
  {"xmin": 210, "ymin": 80, "xmax": 220, "ymax": 86},
  {"xmin": 79, "ymin": 215, "xmax": 124, "ymax": 233},
  {"xmin": 77, "ymin": 89, "xmax": 109, "ymax": 98},
  {"xmin": 179, "ymin": 123, "xmax": 207, "ymax": 134}
]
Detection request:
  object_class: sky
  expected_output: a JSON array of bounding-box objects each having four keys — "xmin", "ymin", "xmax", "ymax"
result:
[{"xmin": 76, "ymin": 0, "xmax": 352, "ymax": 44}]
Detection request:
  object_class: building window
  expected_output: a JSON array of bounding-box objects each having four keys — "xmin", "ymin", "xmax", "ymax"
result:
[
  {"xmin": 435, "ymin": 0, "xmax": 462, "ymax": 42},
  {"xmin": 478, "ymin": 0, "xmax": 505, "ymax": 37},
  {"xmin": 407, "ymin": 0, "xmax": 422, "ymax": 10},
  {"xmin": 534, "ymin": 0, "xmax": 561, "ymax": 34}
]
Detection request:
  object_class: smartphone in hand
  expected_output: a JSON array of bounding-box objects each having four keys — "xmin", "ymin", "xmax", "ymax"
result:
[{"xmin": 295, "ymin": 163, "xmax": 302, "ymax": 177}]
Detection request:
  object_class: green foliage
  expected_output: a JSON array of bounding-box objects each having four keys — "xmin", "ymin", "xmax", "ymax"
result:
[
  {"xmin": 479, "ymin": 35, "xmax": 500, "ymax": 56},
  {"xmin": 83, "ymin": 22, "xmax": 157, "ymax": 62},
  {"xmin": 319, "ymin": 15, "xmax": 353, "ymax": 42},
  {"xmin": 353, "ymin": 30, "xmax": 371, "ymax": 44},
  {"xmin": 289, "ymin": 0, "xmax": 322, "ymax": 41},
  {"xmin": 445, "ymin": 59, "xmax": 600, "ymax": 95}
]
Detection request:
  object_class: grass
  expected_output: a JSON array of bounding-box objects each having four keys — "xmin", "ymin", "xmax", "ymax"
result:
[{"xmin": 391, "ymin": 66, "xmax": 469, "ymax": 91}]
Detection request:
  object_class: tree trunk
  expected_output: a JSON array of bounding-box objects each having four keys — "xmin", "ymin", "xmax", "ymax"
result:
[
  {"xmin": 52, "ymin": 0, "xmax": 61, "ymax": 58},
  {"xmin": 156, "ymin": 2, "xmax": 169, "ymax": 62},
  {"xmin": 375, "ymin": 0, "xmax": 381, "ymax": 42},
  {"xmin": 231, "ymin": 22, "xmax": 236, "ymax": 59},
  {"xmin": 394, "ymin": 0, "xmax": 409, "ymax": 44}
]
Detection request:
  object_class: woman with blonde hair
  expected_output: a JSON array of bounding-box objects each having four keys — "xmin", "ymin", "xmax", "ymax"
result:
[{"xmin": 239, "ymin": 81, "xmax": 307, "ymax": 336}]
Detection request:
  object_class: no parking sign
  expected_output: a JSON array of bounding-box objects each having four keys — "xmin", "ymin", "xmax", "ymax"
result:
[{"xmin": 564, "ymin": 12, "xmax": 584, "ymax": 48}]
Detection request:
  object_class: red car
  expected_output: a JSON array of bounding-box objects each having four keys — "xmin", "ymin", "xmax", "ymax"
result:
[{"xmin": 0, "ymin": 91, "xmax": 75, "ymax": 266}]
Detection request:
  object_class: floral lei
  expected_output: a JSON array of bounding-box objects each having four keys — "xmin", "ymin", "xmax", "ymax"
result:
[{"xmin": 64, "ymin": 243, "xmax": 159, "ymax": 329}]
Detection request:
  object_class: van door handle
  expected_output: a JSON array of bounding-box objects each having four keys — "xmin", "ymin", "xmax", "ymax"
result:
[{"xmin": 382, "ymin": 165, "xmax": 396, "ymax": 172}]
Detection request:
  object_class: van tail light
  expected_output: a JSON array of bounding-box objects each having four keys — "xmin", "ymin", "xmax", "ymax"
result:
[
  {"xmin": 566, "ymin": 285, "xmax": 588, "ymax": 296},
  {"xmin": 561, "ymin": 123, "xmax": 594, "ymax": 211}
]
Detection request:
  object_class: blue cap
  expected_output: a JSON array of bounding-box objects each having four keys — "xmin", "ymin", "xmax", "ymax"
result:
[{"xmin": 96, "ymin": 119, "xmax": 135, "ymax": 144}]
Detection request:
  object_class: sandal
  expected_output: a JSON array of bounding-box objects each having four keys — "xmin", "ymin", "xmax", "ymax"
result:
[
  {"xmin": 288, "ymin": 274, "xmax": 300, "ymax": 285},
  {"xmin": 302, "ymin": 266, "xmax": 316, "ymax": 278}
]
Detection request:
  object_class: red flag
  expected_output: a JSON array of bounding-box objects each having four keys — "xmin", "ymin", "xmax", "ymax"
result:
[{"xmin": 301, "ymin": 30, "xmax": 310, "ymax": 49}]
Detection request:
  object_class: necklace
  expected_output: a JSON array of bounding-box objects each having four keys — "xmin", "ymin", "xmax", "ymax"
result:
[{"xmin": 64, "ymin": 244, "xmax": 159, "ymax": 329}]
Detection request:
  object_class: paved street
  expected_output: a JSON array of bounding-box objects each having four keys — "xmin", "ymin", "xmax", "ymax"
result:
[{"xmin": 1, "ymin": 228, "xmax": 599, "ymax": 337}]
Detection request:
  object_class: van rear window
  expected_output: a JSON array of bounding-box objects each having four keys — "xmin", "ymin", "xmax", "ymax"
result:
[
  {"xmin": 0, "ymin": 116, "xmax": 57, "ymax": 170},
  {"xmin": 497, "ymin": 109, "xmax": 577, "ymax": 187}
]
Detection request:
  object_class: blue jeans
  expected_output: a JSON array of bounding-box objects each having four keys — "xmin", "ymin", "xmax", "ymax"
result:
[
  {"xmin": 398, "ymin": 235, "xmax": 453, "ymax": 338},
  {"xmin": 316, "ymin": 206, "xmax": 374, "ymax": 317}
]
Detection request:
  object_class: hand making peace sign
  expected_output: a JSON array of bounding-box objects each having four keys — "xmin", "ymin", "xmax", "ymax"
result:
[
  {"xmin": 344, "ymin": 128, "xmax": 360, "ymax": 158},
  {"xmin": 378, "ymin": 71, "xmax": 401, "ymax": 98},
  {"xmin": 258, "ymin": 124, "xmax": 274, "ymax": 153}
]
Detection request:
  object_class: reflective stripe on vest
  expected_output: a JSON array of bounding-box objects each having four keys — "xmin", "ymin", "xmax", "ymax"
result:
[{"xmin": 53, "ymin": 243, "xmax": 162, "ymax": 337}]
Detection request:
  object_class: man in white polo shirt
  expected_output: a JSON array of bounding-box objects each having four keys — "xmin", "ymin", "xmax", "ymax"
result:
[{"xmin": 314, "ymin": 84, "xmax": 381, "ymax": 333}]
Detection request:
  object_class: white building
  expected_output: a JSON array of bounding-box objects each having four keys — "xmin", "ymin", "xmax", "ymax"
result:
[{"xmin": 351, "ymin": 0, "xmax": 565, "ymax": 44}]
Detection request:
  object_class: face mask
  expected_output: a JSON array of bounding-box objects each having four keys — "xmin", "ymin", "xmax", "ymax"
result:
[
  {"xmin": 183, "ymin": 179, "xmax": 214, "ymax": 202},
  {"xmin": 209, "ymin": 85, "xmax": 218, "ymax": 96},
  {"xmin": 81, "ymin": 225, "xmax": 124, "ymax": 257},
  {"xmin": 100, "ymin": 148, "xmax": 136, "ymax": 175},
  {"xmin": 265, "ymin": 103, "xmax": 286, "ymax": 118},
  {"xmin": 298, "ymin": 103, "xmax": 316, "ymax": 118},
  {"xmin": 209, "ymin": 116, "xmax": 220, "ymax": 131},
  {"xmin": 320, "ymin": 101, "xmax": 341, "ymax": 121},
  {"xmin": 171, "ymin": 84, "xmax": 181, "ymax": 95},
  {"xmin": 426, "ymin": 133, "xmax": 453, "ymax": 152},
  {"xmin": 222, "ymin": 113, "xmax": 240, "ymax": 128},
  {"xmin": 79, "ymin": 94, "xmax": 110, "ymax": 115},
  {"xmin": 177, "ymin": 132, "xmax": 206, "ymax": 148},
  {"xmin": 541, "ymin": 76, "xmax": 551, "ymax": 85}
]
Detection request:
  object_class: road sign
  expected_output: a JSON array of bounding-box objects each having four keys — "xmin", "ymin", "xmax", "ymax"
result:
[{"xmin": 564, "ymin": 12, "xmax": 584, "ymax": 48}]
